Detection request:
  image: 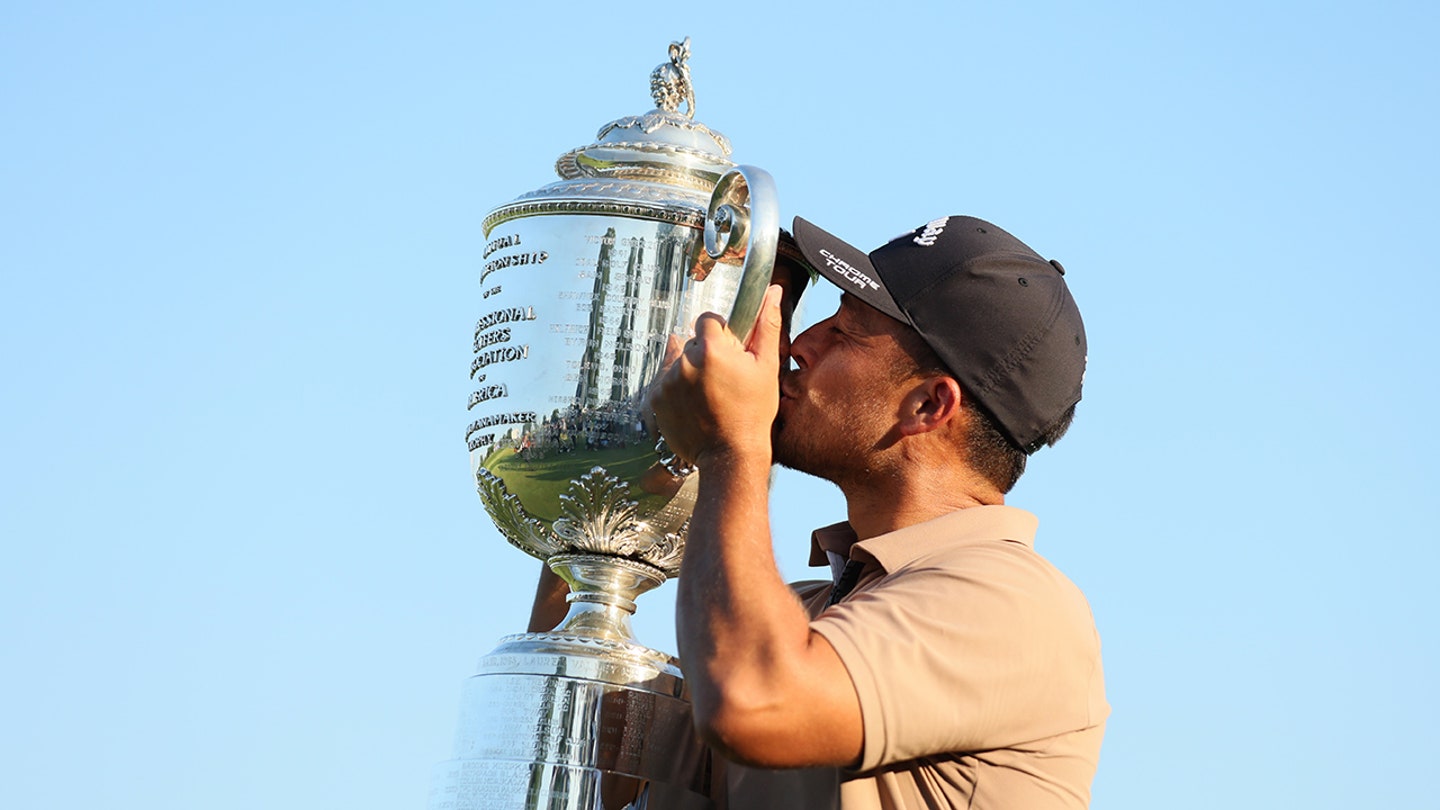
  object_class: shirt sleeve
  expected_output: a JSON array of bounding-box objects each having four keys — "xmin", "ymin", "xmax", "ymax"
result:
[{"xmin": 809, "ymin": 542, "xmax": 1104, "ymax": 771}]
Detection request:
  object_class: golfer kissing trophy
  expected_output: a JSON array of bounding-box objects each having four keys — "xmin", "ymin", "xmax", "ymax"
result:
[{"xmin": 429, "ymin": 38, "xmax": 777, "ymax": 810}]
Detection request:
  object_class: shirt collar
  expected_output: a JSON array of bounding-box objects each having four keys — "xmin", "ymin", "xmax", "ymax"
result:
[{"xmin": 808, "ymin": 505, "xmax": 1039, "ymax": 574}]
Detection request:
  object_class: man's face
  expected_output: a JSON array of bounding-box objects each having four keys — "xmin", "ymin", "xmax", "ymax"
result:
[{"xmin": 773, "ymin": 293, "xmax": 915, "ymax": 483}]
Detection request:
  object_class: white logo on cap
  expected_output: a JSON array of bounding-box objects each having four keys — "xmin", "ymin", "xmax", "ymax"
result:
[
  {"xmin": 912, "ymin": 216, "xmax": 950, "ymax": 247},
  {"xmin": 820, "ymin": 248, "xmax": 881, "ymax": 292}
]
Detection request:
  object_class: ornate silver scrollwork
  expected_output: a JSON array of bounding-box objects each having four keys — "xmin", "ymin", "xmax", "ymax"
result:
[
  {"xmin": 475, "ymin": 468, "xmax": 559, "ymax": 559},
  {"xmin": 655, "ymin": 437, "xmax": 696, "ymax": 480},
  {"xmin": 646, "ymin": 521, "xmax": 686, "ymax": 574},
  {"xmin": 478, "ymin": 464, "xmax": 687, "ymax": 576},
  {"xmin": 552, "ymin": 467, "xmax": 644, "ymax": 557}
]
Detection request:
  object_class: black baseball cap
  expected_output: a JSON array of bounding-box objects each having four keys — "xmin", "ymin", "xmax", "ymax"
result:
[{"xmin": 791, "ymin": 215, "xmax": 1087, "ymax": 454}]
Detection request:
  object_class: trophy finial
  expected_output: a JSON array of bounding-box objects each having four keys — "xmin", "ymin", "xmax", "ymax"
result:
[
  {"xmin": 649, "ymin": 36, "xmax": 695, "ymax": 118},
  {"xmin": 579, "ymin": 36, "xmax": 729, "ymax": 158}
]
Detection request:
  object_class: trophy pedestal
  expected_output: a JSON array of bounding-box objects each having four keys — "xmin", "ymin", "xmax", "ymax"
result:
[{"xmin": 430, "ymin": 633, "xmax": 711, "ymax": 810}]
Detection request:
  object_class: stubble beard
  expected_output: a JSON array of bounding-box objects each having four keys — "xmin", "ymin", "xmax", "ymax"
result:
[
  {"xmin": 773, "ymin": 370, "xmax": 902, "ymax": 490},
  {"xmin": 772, "ymin": 396, "xmax": 864, "ymax": 486},
  {"xmin": 773, "ymin": 420, "xmax": 841, "ymax": 484}
]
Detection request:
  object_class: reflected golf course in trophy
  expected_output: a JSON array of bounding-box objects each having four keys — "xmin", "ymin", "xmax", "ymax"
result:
[{"xmin": 429, "ymin": 38, "xmax": 778, "ymax": 809}]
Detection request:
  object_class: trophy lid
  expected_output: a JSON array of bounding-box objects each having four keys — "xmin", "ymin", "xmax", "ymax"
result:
[
  {"xmin": 557, "ymin": 36, "xmax": 732, "ymax": 187},
  {"xmin": 486, "ymin": 37, "xmax": 735, "ymax": 233}
]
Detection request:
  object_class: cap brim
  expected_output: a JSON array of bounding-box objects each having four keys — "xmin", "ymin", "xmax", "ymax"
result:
[{"xmin": 792, "ymin": 217, "xmax": 906, "ymax": 321}]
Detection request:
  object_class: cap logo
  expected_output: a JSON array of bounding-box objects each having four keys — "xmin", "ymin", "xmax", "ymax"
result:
[
  {"xmin": 819, "ymin": 248, "xmax": 881, "ymax": 292},
  {"xmin": 912, "ymin": 216, "xmax": 950, "ymax": 247}
]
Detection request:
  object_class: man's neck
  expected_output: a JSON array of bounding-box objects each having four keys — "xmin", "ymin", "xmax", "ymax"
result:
[{"xmin": 841, "ymin": 478, "xmax": 1002, "ymax": 541}]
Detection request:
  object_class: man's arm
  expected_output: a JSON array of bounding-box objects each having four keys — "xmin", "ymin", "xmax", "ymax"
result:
[
  {"xmin": 654, "ymin": 286, "xmax": 863, "ymax": 769},
  {"xmin": 528, "ymin": 563, "xmax": 569, "ymax": 633}
]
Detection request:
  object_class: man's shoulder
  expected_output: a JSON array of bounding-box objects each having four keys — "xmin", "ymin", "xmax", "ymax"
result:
[
  {"xmin": 885, "ymin": 527, "xmax": 1063, "ymax": 585},
  {"xmin": 856, "ymin": 527, "xmax": 1098, "ymax": 649}
]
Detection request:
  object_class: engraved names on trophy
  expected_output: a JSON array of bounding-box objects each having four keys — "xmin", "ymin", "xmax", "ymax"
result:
[
  {"xmin": 454, "ymin": 671, "xmax": 686, "ymax": 777},
  {"xmin": 459, "ymin": 677, "xmax": 594, "ymax": 761},
  {"xmin": 429, "ymin": 760, "xmax": 533, "ymax": 810}
]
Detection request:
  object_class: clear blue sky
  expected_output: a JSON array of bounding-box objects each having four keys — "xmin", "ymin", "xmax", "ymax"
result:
[{"xmin": 3, "ymin": 2, "xmax": 1437, "ymax": 808}]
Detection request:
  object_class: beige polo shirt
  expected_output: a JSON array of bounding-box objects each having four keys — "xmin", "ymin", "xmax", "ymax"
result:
[{"xmin": 723, "ymin": 505, "xmax": 1107, "ymax": 809}]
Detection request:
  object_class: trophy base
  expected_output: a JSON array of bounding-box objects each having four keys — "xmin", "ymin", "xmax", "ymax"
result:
[{"xmin": 430, "ymin": 632, "xmax": 712, "ymax": 810}]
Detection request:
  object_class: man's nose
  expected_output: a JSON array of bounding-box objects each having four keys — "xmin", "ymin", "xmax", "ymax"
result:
[{"xmin": 788, "ymin": 325, "xmax": 816, "ymax": 370}]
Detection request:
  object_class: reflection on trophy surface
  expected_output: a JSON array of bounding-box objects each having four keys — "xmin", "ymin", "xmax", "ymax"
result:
[{"xmin": 430, "ymin": 38, "xmax": 777, "ymax": 810}]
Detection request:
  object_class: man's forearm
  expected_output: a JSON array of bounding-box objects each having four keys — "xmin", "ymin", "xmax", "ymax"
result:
[
  {"xmin": 659, "ymin": 285, "xmax": 863, "ymax": 767},
  {"xmin": 676, "ymin": 446, "xmax": 818, "ymax": 759},
  {"xmin": 527, "ymin": 563, "xmax": 570, "ymax": 633}
]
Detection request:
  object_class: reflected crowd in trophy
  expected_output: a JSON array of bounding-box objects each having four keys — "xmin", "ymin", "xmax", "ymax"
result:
[{"xmin": 506, "ymin": 401, "xmax": 649, "ymax": 462}]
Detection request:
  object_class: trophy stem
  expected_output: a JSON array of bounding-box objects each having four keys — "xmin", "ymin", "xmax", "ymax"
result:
[{"xmin": 547, "ymin": 553, "xmax": 667, "ymax": 644}]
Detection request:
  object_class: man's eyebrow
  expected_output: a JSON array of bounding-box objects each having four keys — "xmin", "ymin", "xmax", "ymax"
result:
[
  {"xmin": 835, "ymin": 295, "xmax": 876, "ymax": 335},
  {"xmin": 839, "ymin": 293, "xmax": 872, "ymax": 320}
]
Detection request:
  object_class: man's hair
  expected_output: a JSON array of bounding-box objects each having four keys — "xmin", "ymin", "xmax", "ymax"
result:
[{"xmin": 893, "ymin": 328, "xmax": 1075, "ymax": 494}]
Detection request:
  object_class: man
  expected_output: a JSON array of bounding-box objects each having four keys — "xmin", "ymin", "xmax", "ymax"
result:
[{"xmin": 652, "ymin": 215, "xmax": 1107, "ymax": 809}]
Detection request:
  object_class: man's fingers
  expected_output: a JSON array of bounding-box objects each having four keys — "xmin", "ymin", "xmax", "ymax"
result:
[
  {"xmin": 684, "ymin": 311, "xmax": 740, "ymax": 368},
  {"xmin": 661, "ymin": 333, "xmax": 685, "ymax": 367},
  {"xmin": 693, "ymin": 311, "xmax": 729, "ymax": 340},
  {"xmin": 744, "ymin": 284, "xmax": 783, "ymax": 366}
]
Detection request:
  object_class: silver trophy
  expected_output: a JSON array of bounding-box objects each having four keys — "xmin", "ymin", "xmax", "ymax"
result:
[{"xmin": 430, "ymin": 38, "xmax": 777, "ymax": 809}]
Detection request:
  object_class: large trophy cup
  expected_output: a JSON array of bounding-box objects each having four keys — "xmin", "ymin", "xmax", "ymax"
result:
[{"xmin": 430, "ymin": 39, "xmax": 777, "ymax": 810}]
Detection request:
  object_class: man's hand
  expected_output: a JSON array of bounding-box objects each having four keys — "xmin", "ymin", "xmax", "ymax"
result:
[{"xmin": 652, "ymin": 284, "xmax": 784, "ymax": 468}]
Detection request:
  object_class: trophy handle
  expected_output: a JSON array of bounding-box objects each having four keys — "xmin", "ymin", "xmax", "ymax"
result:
[
  {"xmin": 656, "ymin": 165, "xmax": 779, "ymax": 477},
  {"xmin": 703, "ymin": 165, "xmax": 779, "ymax": 344}
]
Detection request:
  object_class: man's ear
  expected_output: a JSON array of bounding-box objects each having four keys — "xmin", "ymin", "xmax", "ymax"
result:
[{"xmin": 897, "ymin": 376, "xmax": 963, "ymax": 437}]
